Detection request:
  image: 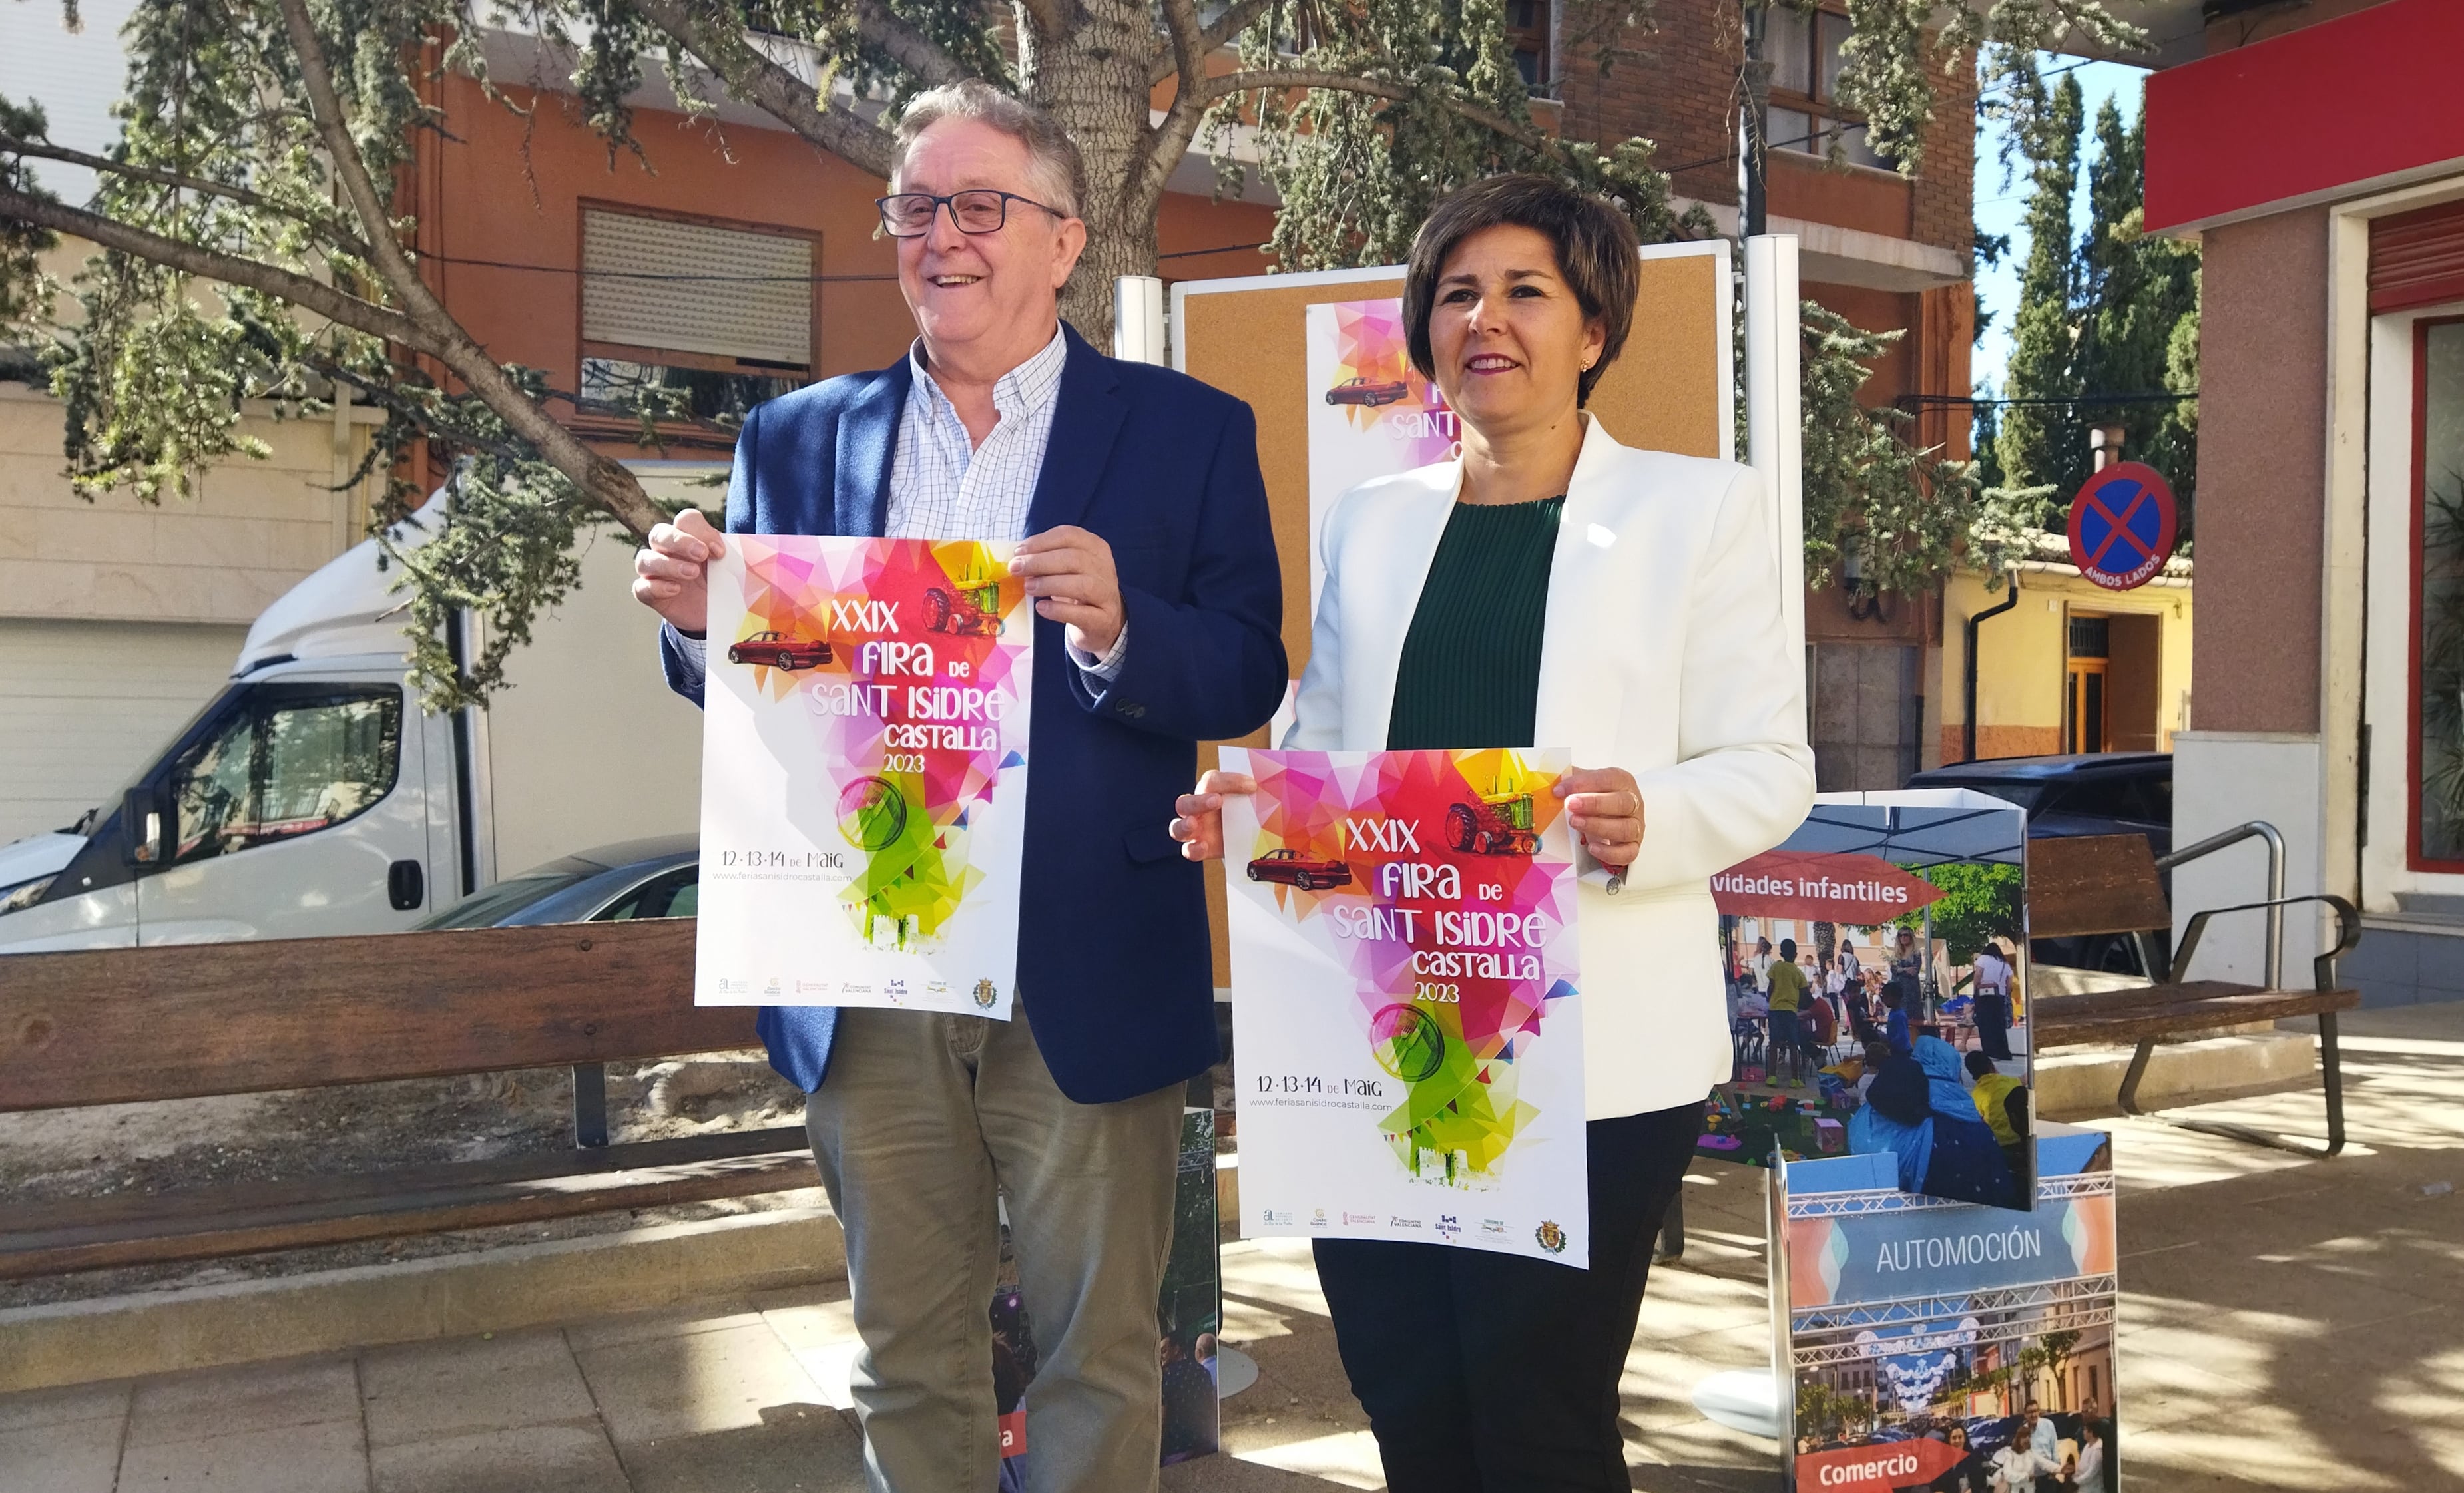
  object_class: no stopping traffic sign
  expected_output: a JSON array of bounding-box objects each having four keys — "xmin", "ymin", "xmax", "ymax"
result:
[{"xmin": 2066, "ymin": 461, "xmax": 2178, "ymax": 591}]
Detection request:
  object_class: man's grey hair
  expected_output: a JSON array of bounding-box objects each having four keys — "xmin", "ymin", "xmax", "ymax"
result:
[{"xmin": 891, "ymin": 81, "xmax": 1086, "ymax": 222}]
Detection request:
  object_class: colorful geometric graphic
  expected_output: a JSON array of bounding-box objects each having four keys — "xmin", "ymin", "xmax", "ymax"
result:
[
  {"xmin": 731, "ymin": 536, "xmax": 1030, "ymax": 951},
  {"xmin": 1319, "ymin": 300, "xmax": 1459, "ymax": 463},
  {"xmin": 1233, "ymin": 749, "xmax": 1579, "ymax": 1185}
]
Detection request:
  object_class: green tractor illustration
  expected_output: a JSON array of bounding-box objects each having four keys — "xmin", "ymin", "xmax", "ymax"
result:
[
  {"xmin": 1445, "ymin": 788, "xmax": 1540, "ymax": 858},
  {"xmin": 923, "ymin": 574, "xmax": 1005, "ymax": 638}
]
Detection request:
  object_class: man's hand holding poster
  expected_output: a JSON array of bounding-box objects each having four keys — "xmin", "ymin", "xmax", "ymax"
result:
[
  {"xmin": 1222, "ymin": 747, "xmax": 1589, "ymax": 1267},
  {"xmin": 696, "ymin": 536, "xmax": 1033, "ymax": 1018}
]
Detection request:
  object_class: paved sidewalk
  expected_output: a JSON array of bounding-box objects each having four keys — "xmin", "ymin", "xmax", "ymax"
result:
[{"xmin": 4, "ymin": 1002, "xmax": 2460, "ymax": 1492}]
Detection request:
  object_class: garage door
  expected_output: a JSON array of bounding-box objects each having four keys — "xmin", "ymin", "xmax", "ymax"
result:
[{"xmin": 0, "ymin": 619, "xmax": 250, "ymax": 844}]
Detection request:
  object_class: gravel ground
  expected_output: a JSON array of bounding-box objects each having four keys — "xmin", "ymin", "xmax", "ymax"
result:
[{"xmin": 0, "ymin": 1053, "xmax": 810, "ymax": 1310}]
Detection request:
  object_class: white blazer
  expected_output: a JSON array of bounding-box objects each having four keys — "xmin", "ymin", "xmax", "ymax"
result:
[{"xmin": 1287, "ymin": 416, "xmax": 1816, "ymax": 1120}]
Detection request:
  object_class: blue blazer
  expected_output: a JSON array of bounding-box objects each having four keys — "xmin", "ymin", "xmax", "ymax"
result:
[{"xmin": 661, "ymin": 327, "xmax": 1286, "ymax": 1104}]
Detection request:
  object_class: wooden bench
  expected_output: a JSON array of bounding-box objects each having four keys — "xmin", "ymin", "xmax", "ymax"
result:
[
  {"xmin": 0, "ymin": 919, "xmax": 815, "ymax": 1281},
  {"xmin": 2027, "ymin": 830, "xmax": 2364, "ymax": 1157}
]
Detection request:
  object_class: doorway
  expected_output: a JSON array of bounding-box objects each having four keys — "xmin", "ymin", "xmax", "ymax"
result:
[
  {"xmin": 2063, "ymin": 611, "xmax": 2162, "ymax": 755},
  {"xmin": 2065, "ymin": 616, "xmax": 2110, "ymax": 755}
]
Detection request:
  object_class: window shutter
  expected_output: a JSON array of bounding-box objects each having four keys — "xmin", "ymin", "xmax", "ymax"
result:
[
  {"xmin": 582, "ymin": 210, "xmax": 813, "ymax": 367},
  {"xmin": 2371, "ymin": 199, "xmax": 2464, "ymax": 316}
]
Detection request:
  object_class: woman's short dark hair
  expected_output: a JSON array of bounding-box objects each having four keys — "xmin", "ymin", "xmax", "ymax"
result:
[{"xmin": 1402, "ymin": 174, "xmax": 1642, "ymax": 407}]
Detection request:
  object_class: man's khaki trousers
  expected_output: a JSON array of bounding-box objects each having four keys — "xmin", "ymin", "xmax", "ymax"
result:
[{"xmin": 804, "ymin": 1003, "xmax": 1186, "ymax": 1492}]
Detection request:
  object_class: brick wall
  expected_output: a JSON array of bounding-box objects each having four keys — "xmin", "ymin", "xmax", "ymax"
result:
[
  {"xmin": 1557, "ymin": 0, "xmax": 1744, "ymax": 210},
  {"xmin": 1556, "ymin": 0, "xmax": 1975, "ymax": 259}
]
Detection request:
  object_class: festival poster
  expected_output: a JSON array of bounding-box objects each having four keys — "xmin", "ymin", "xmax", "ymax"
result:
[
  {"xmin": 1222, "ymin": 746, "xmax": 1588, "ymax": 1267},
  {"xmin": 696, "ymin": 536, "xmax": 1033, "ymax": 1017},
  {"xmin": 1304, "ymin": 300, "xmax": 1460, "ymax": 612},
  {"xmin": 1704, "ymin": 793, "xmax": 2034, "ymax": 1213},
  {"xmin": 1773, "ymin": 1126, "xmax": 2118, "ymax": 1493}
]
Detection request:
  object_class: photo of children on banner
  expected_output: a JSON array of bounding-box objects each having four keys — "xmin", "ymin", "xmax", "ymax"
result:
[{"xmin": 1706, "ymin": 795, "xmax": 2032, "ymax": 1212}]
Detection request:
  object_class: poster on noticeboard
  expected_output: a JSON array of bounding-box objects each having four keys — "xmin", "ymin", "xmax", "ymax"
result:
[{"xmin": 1704, "ymin": 791, "xmax": 2035, "ymax": 1213}]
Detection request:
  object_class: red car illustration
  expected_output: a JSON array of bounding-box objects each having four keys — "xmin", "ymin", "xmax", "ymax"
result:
[
  {"xmin": 1445, "ymin": 791, "xmax": 1540, "ymax": 857},
  {"xmin": 728, "ymin": 630, "xmax": 834, "ymax": 670},
  {"xmin": 1246, "ymin": 847, "xmax": 1354, "ymax": 892},
  {"xmin": 1325, "ymin": 376, "xmax": 1411, "ymax": 407},
  {"xmin": 924, "ymin": 578, "xmax": 1005, "ymax": 637}
]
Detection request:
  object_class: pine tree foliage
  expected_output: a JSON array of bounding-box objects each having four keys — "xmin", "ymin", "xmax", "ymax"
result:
[
  {"xmin": 1832, "ymin": 0, "xmax": 2142, "ymax": 174},
  {"xmin": 1993, "ymin": 66, "xmax": 2081, "ymax": 497},
  {"xmin": 1798, "ymin": 302, "xmax": 2042, "ymax": 600},
  {"xmin": 1, "ymin": 0, "xmax": 2159, "ymax": 705}
]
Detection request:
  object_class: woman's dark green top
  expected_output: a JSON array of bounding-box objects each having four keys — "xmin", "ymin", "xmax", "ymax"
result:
[{"xmin": 1385, "ymin": 495, "xmax": 1565, "ymax": 751}]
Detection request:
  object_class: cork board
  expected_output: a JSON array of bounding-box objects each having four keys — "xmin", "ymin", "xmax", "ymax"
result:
[{"xmin": 1171, "ymin": 242, "xmax": 1734, "ymax": 986}]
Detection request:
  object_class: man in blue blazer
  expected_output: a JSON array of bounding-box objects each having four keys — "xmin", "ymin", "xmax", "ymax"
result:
[{"xmin": 633, "ymin": 82, "xmax": 1283, "ymax": 1492}]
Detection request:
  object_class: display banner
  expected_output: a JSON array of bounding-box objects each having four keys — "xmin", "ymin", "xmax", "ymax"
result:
[
  {"xmin": 1222, "ymin": 746, "xmax": 1588, "ymax": 1266},
  {"xmin": 696, "ymin": 536, "xmax": 1033, "ymax": 1017},
  {"xmin": 1704, "ymin": 791, "xmax": 2035, "ymax": 1213},
  {"xmin": 1774, "ymin": 1128, "xmax": 2119, "ymax": 1492}
]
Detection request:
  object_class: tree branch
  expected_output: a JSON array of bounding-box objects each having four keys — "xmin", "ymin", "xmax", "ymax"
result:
[
  {"xmin": 854, "ymin": 0, "xmax": 973, "ymax": 87},
  {"xmin": 0, "ymin": 184, "xmax": 431, "ymax": 352},
  {"xmin": 1010, "ymin": 0, "xmax": 1067, "ymax": 49},
  {"xmin": 1201, "ymin": 68, "xmax": 1553, "ymax": 152},
  {"xmin": 1150, "ymin": 0, "xmax": 1272, "ymax": 85},
  {"xmin": 632, "ymin": 0, "xmax": 899, "ymax": 177},
  {"xmin": 1134, "ymin": 0, "xmax": 1212, "ymax": 218},
  {"xmin": 0, "ymin": 133, "xmax": 374, "ymax": 260},
  {"xmin": 275, "ymin": 0, "xmax": 666, "ymax": 538}
]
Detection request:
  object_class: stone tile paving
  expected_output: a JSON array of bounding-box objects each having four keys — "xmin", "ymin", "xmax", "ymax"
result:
[{"xmin": 3, "ymin": 1003, "xmax": 2459, "ymax": 1492}]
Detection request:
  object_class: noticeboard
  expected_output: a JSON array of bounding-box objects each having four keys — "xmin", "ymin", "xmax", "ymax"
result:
[{"xmin": 1170, "ymin": 242, "xmax": 1736, "ymax": 984}]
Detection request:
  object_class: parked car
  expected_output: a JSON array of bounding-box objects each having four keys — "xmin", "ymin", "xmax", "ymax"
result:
[
  {"xmin": 1904, "ymin": 752, "xmax": 2173, "ymax": 974},
  {"xmin": 726, "ymin": 630, "xmax": 834, "ymax": 670},
  {"xmin": 1245, "ymin": 847, "xmax": 1353, "ymax": 891},
  {"xmin": 1324, "ymin": 375, "xmax": 1411, "ymax": 407},
  {"xmin": 416, "ymin": 836, "xmax": 698, "ymax": 928}
]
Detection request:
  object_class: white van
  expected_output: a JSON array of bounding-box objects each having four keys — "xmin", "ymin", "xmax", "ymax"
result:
[{"xmin": 0, "ymin": 487, "xmax": 706, "ymax": 951}]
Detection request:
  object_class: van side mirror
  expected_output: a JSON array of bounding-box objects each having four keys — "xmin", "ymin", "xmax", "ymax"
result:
[{"xmin": 123, "ymin": 787, "xmax": 166, "ymax": 867}]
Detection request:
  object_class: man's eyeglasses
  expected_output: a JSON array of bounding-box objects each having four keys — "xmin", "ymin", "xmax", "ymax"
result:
[{"xmin": 876, "ymin": 190, "xmax": 1069, "ymax": 238}]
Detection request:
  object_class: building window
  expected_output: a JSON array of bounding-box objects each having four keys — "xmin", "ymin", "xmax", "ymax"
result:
[
  {"xmin": 1504, "ymin": 0, "xmax": 1551, "ymax": 92},
  {"xmin": 2413, "ymin": 317, "xmax": 2464, "ymax": 867},
  {"xmin": 578, "ymin": 205, "xmax": 817, "ymax": 428},
  {"xmin": 1764, "ymin": 4, "xmax": 1891, "ymax": 172}
]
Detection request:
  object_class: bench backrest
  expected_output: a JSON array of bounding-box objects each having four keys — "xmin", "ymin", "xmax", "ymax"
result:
[
  {"xmin": 2026, "ymin": 833, "xmax": 2172, "ymax": 941},
  {"xmin": 0, "ymin": 919, "xmax": 748, "ymax": 1113}
]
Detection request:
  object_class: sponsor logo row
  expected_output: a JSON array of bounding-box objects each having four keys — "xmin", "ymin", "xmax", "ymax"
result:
[{"xmin": 1258, "ymin": 1208, "xmax": 1557, "ymax": 1249}]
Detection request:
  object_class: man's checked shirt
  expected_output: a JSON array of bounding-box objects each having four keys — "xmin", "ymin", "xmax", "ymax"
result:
[{"xmin": 889, "ymin": 326, "xmax": 1124, "ymax": 677}]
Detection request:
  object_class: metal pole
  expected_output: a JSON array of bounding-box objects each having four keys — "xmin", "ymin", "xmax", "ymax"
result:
[
  {"xmin": 1113, "ymin": 276, "xmax": 1168, "ymax": 365},
  {"xmin": 1743, "ymin": 235, "xmax": 1803, "ymax": 666},
  {"xmin": 1739, "ymin": 1, "xmax": 1770, "ymax": 239}
]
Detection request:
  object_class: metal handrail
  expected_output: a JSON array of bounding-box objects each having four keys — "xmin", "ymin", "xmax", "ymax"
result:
[{"xmin": 2152, "ymin": 821, "xmax": 2285, "ymax": 988}]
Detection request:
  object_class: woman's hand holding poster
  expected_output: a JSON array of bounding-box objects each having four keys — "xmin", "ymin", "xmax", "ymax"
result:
[
  {"xmin": 1222, "ymin": 747, "xmax": 1589, "ymax": 1267},
  {"xmin": 696, "ymin": 536, "xmax": 1033, "ymax": 1019}
]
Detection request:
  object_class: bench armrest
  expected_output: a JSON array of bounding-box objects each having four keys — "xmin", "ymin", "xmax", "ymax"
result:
[{"xmin": 2169, "ymin": 893, "xmax": 2362, "ymax": 991}]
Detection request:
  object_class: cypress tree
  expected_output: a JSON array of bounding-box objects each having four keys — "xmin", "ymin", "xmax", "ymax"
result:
[
  {"xmin": 1995, "ymin": 71, "xmax": 2085, "ymax": 496},
  {"xmin": 2073, "ymin": 96, "xmax": 2201, "ymax": 533}
]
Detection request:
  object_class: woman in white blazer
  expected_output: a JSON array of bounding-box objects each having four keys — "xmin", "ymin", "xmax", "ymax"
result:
[{"xmin": 1174, "ymin": 175, "xmax": 1814, "ymax": 1490}]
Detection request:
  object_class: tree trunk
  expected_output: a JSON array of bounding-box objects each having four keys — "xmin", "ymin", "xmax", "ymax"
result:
[{"xmin": 1021, "ymin": 0, "xmax": 1165, "ymax": 347}]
